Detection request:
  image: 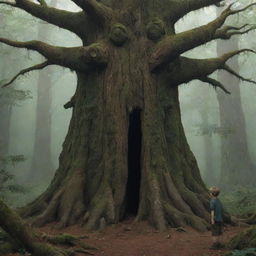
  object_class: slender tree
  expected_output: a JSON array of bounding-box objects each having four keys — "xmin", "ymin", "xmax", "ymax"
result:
[
  {"xmin": 29, "ymin": 0, "xmax": 57, "ymax": 183},
  {"xmin": 0, "ymin": 96, "xmax": 12, "ymax": 156},
  {"xmin": 198, "ymin": 106, "xmax": 217, "ymax": 186},
  {"xmin": 0, "ymin": 0, "xmax": 255, "ymax": 231},
  {"xmin": 0, "ymin": 13, "xmax": 11, "ymax": 157}
]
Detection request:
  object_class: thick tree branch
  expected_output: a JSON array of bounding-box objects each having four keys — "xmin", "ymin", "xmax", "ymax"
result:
[
  {"xmin": 169, "ymin": 0, "xmax": 223, "ymax": 23},
  {"xmin": 0, "ymin": 0, "xmax": 88, "ymax": 38},
  {"xmin": 166, "ymin": 49, "xmax": 256, "ymax": 92},
  {"xmin": 0, "ymin": 38, "xmax": 109, "ymax": 71},
  {"xmin": 2, "ymin": 61, "xmax": 50, "ymax": 88},
  {"xmin": 71, "ymin": 0, "xmax": 113, "ymax": 25},
  {"xmin": 150, "ymin": 3, "xmax": 256, "ymax": 71},
  {"xmin": 0, "ymin": 1, "xmax": 15, "ymax": 7},
  {"xmin": 199, "ymin": 77, "xmax": 230, "ymax": 94}
]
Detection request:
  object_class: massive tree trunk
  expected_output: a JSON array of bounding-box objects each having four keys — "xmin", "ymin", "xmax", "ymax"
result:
[
  {"xmin": 1, "ymin": 0, "xmax": 254, "ymax": 230},
  {"xmin": 29, "ymin": 0, "xmax": 57, "ymax": 183},
  {"xmin": 22, "ymin": 64, "xmax": 210, "ymax": 231},
  {"xmin": 217, "ymin": 29, "xmax": 255, "ymax": 187}
]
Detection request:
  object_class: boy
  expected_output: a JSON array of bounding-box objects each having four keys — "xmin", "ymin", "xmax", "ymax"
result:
[{"xmin": 209, "ymin": 186, "xmax": 224, "ymax": 250}]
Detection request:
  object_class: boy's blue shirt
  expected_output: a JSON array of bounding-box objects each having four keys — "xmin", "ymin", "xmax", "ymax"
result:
[{"xmin": 210, "ymin": 198, "xmax": 223, "ymax": 222}]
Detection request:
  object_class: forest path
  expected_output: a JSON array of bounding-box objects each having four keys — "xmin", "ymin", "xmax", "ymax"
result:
[{"xmin": 7, "ymin": 219, "xmax": 245, "ymax": 256}]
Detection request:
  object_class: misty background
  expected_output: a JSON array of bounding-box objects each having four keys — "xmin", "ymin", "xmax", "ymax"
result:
[{"xmin": 0, "ymin": 0, "xmax": 256, "ymax": 214}]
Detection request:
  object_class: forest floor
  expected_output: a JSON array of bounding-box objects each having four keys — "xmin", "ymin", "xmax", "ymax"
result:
[{"xmin": 6, "ymin": 218, "xmax": 245, "ymax": 256}]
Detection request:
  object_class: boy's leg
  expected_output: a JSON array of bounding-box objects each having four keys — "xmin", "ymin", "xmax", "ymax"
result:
[
  {"xmin": 209, "ymin": 223, "xmax": 220, "ymax": 249},
  {"xmin": 210, "ymin": 222, "xmax": 225, "ymax": 249},
  {"xmin": 217, "ymin": 223, "xmax": 225, "ymax": 248}
]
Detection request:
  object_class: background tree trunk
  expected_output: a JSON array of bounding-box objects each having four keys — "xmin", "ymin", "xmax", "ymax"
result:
[
  {"xmin": 0, "ymin": 14, "xmax": 11, "ymax": 157},
  {"xmin": 0, "ymin": 106, "xmax": 12, "ymax": 156},
  {"xmin": 29, "ymin": 0, "xmax": 57, "ymax": 183},
  {"xmin": 217, "ymin": 29, "xmax": 255, "ymax": 187},
  {"xmin": 199, "ymin": 107, "xmax": 217, "ymax": 186}
]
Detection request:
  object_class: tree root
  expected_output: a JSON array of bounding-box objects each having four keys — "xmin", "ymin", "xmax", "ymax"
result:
[
  {"xmin": 0, "ymin": 232, "xmax": 98, "ymax": 256},
  {"xmin": 0, "ymin": 199, "xmax": 97, "ymax": 256},
  {"xmin": 43, "ymin": 233, "xmax": 97, "ymax": 250}
]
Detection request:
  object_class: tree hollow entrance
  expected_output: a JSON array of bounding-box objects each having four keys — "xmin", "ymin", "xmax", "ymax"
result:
[{"xmin": 125, "ymin": 108, "xmax": 142, "ymax": 217}]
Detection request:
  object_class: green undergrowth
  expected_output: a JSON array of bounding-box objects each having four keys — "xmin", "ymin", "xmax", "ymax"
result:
[
  {"xmin": 0, "ymin": 155, "xmax": 28, "ymax": 205},
  {"xmin": 8, "ymin": 181, "xmax": 49, "ymax": 208},
  {"xmin": 220, "ymin": 187, "xmax": 256, "ymax": 218},
  {"xmin": 227, "ymin": 226, "xmax": 256, "ymax": 250},
  {"xmin": 226, "ymin": 248, "xmax": 256, "ymax": 256}
]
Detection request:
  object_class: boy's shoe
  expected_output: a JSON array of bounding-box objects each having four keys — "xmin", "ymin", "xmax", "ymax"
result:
[{"xmin": 209, "ymin": 243, "xmax": 220, "ymax": 250}]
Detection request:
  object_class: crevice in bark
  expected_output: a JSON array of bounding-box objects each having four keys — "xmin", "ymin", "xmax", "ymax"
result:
[{"xmin": 125, "ymin": 108, "xmax": 142, "ymax": 217}]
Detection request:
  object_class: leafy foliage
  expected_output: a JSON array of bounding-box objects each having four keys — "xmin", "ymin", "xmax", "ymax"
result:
[
  {"xmin": 0, "ymin": 155, "xmax": 27, "ymax": 200},
  {"xmin": 0, "ymin": 87, "xmax": 31, "ymax": 107},
  {"xmin": 193, "ymin": 123, "xmax": 234, "ymax": 136}
]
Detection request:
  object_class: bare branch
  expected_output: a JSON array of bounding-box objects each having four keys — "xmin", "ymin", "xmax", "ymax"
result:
[
  {"xmin": 221, "ymin": 49, "xmax": 256, "ymax": 62},
  {"xmin": 0, "ymin": 0, "xmax": 88, "ymax": 38},
  {"xmin": 71, "ymin": 0, "xmax": 113, "ymax": 24},
  {"xmin": 169, "ymin": 0, "xmax": 223, "ymax": 23},
  {"xmin": 223, "ymin": 64, "xmax": 256, "ymax": 85},
  {"xmin": 149, "ymin": 3, "xmax": 256, "ymax": 71},
  {"xmin": 2, "ymin": 61, "xmax": 50, "ymax": 88},
  {"xmin": 215, "ymin": 24, "xmax": 256, "ymax": 39},
  {"xmin": 64, "ymin": 95, "xmax": 76, "ymax": 109},
  {"xmin": 0, "ymin": 38, "xmax": 109, "ymax": 71},
  {"xmin": 166, "ymin": 49, "xmax": 256, "ymax": 88},
  {"xmin": 199, "ymin": 77, "xmax": 230, "ymax": 94},
  {"xmin": 230, "ymin": 2, "xmax": 256, "ymax": 14}
]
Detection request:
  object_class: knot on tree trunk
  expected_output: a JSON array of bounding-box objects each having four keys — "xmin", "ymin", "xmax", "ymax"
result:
[
  {"xmin": 146, "ymin": 18, "xmax": 166, "ymax": 42},
  {"xmin": 81, "ymin": 43, "xmax": 109, "ymax": 68},
  {"xmin": 109, "ymin": 23, "xmax": 129, "ymax": 46}
]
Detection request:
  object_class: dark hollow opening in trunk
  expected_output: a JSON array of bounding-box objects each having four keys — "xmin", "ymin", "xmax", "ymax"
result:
[{"xmin": 125, "ymin": 108, "xmax": 142, "ymax": 217}]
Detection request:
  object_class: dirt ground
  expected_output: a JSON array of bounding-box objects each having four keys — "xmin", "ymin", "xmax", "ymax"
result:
[{"xmin": 7, "ymin": 219, "xmax": 245, "ymax": 256}]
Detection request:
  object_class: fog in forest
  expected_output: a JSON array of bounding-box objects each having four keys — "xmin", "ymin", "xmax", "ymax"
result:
[{"xmin": 1, "ymin": 0, "xmax": 256, "ymax": 212}]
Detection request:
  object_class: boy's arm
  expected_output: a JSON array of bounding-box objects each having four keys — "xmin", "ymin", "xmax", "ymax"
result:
[{"xmin": 211, "ymin": 210, "xmax": 215, "ymax": 224}]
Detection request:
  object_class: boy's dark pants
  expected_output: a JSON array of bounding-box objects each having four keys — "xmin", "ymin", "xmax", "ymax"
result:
[{"xmin": 211, "ymin": 221, "xmax": 223, "ymax": 236}]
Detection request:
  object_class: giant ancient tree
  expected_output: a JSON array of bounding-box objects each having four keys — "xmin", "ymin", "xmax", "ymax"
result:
[{"xmin": 0, "ymin": 0, "xmax": 255, "ymax": 231}]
